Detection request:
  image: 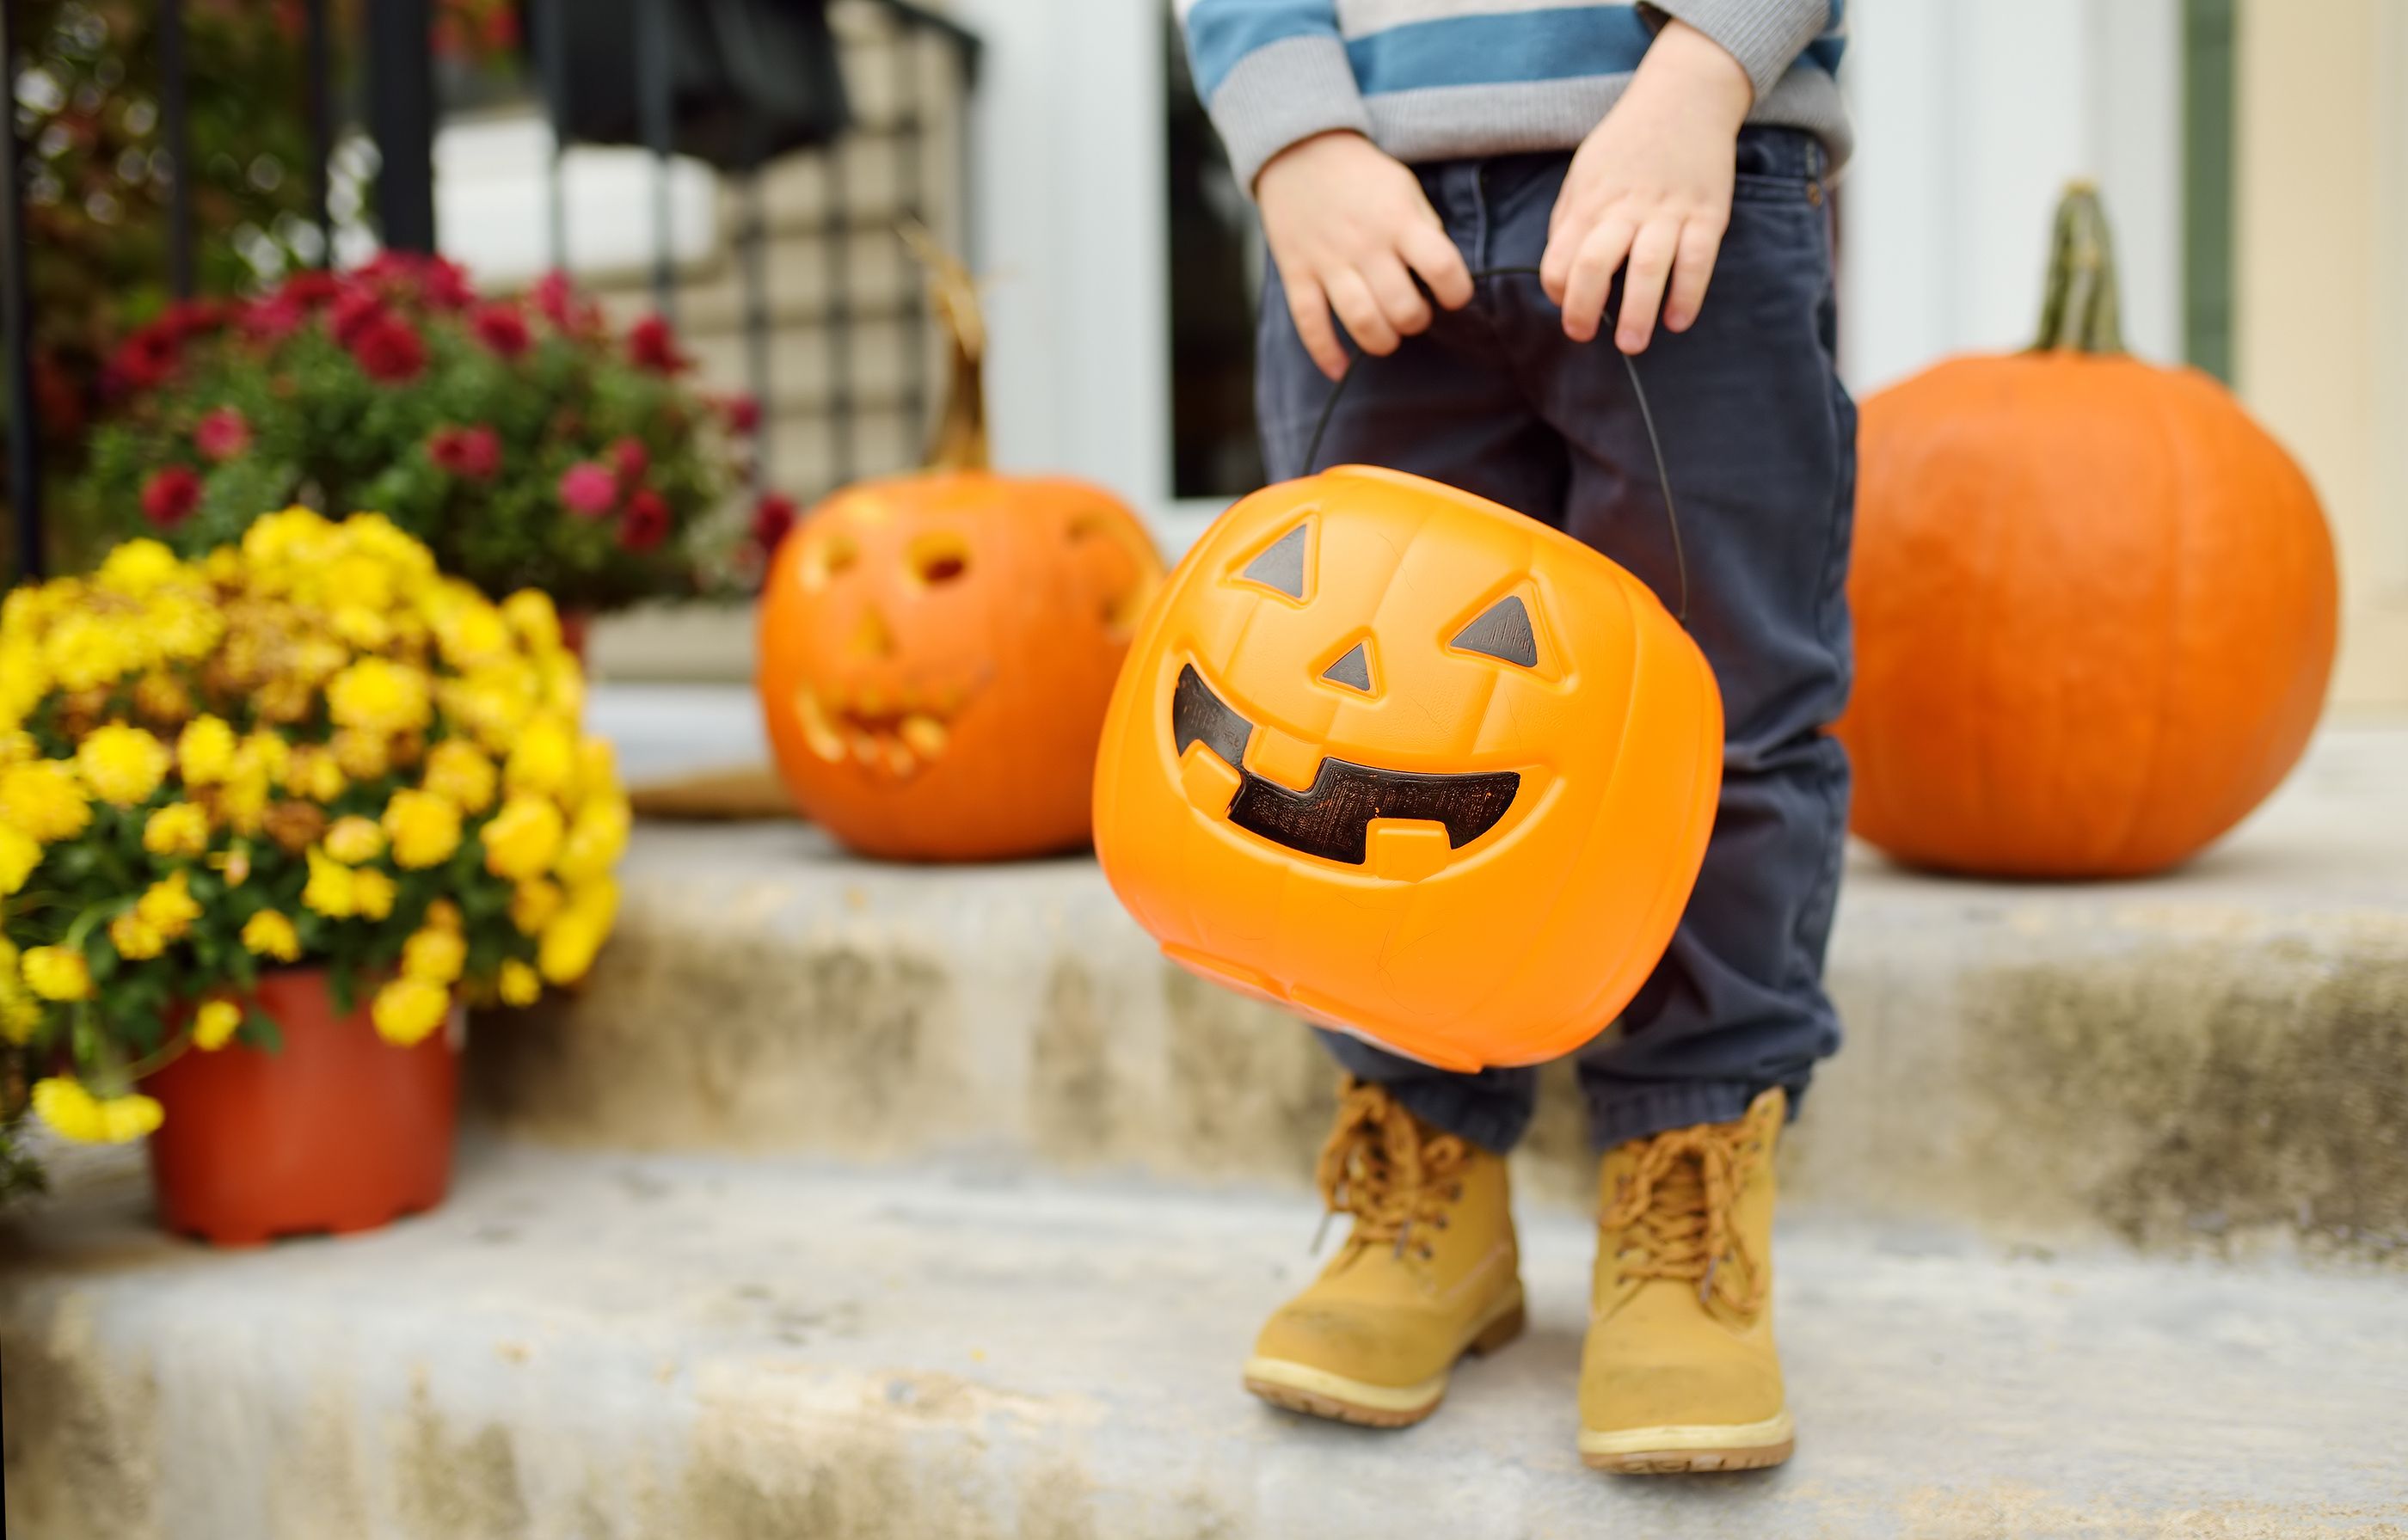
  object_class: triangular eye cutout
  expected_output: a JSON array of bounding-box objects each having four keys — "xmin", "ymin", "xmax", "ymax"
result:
[
  {"xmin": 1320, "ymin": 641, "xmax": 1373, "ymax": 693},
  {"xmin": 1451, "ymin": 595, "xmax": 1538, "ymax": 667},
  {"xmin": 1239, "ymin": 524, "xmax": 1309, "ymax": 599}
]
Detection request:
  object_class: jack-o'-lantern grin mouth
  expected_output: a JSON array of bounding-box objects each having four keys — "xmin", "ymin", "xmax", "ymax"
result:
[
  {"xmin": 1170, "ymin": 665, "xmax": 1520, "ymax": 866},
  {"xmin": 795, "ymin": 678, "xmax": 980, "ymax": 779}
]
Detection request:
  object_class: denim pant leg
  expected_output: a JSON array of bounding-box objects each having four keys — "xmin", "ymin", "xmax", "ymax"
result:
[
  {"xmin": 1477, "ymin": 132, "xmax": 1857, "ymax": 1147},
  {"xmin": 1253, "ymin": 159, "xmax": 1562, "ymax": 1156}
]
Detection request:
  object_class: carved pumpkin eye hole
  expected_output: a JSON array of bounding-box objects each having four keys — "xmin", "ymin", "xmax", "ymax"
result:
[
  {"xmin": 908, "ymin": 534, "xmax": 970, "ymax": 587},
  {"xmin": 1450, "ymin": 595, "xmax": 1538, "ymax": 668},
  {"xmin": 801, "ymin": 533, "xmax": 858, "ymax": 592},
  {"xmin": 1238, "ymin": 521, "xmax": 1312, "ymax": 601}
]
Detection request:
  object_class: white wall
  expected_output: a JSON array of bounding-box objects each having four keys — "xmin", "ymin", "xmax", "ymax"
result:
[
  {"xmin": 949, "ymin": 0, "xmax": 1173, "ymax": 522},
  {"xmin": 1839, "ymin": 0, "xmax": 2183, "ymax": 392}
]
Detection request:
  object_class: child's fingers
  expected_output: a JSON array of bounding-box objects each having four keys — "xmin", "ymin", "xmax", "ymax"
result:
[
  {"xmin": 1364, "ymin": 252, "xmax": 1434, "ymax": 339},
  {"xmin": 1614, "ymin": 220, "xmax": 1681, "ymax": 353},
  {"xmin": 1285, "ymin": 275, "xmax": 1351, "ymax": 382},
  {"xmin": 1325, "ymin": 267, "xmax": 1404, "ymax": 358},
  {"xmin": 1560, "ymin": 214, "xmax": 1637, "ymax": 344},
  {"xmin": 1539, "ymin": 214, "xmax": 1585, "ymax": 305},
  {"xmin": 1401, "ymin": 223, "xmax": 1475, "ymax": 310},
  {"xmin": 1662, "ymin": 215, "xmax": 1726, "ymax": 334}
]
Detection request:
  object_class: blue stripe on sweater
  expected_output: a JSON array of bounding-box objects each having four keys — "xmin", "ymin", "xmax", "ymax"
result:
[
  {"xmin": 1187, "ymin": 0, "xmax": 1338, "ymax": 100},
  {"xmin": 1343, "ymin": 7, "xmax": 1652, "ymax": 93}
]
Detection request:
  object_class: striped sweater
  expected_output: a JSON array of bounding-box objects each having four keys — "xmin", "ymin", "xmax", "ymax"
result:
[{"xmin": 1178, "ymin": 1, "xmax": 1850, "ymax": 190}]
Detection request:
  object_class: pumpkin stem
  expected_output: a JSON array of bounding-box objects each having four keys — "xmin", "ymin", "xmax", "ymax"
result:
[
  {"xmin": 900, "ymin": 220, "xmax": 989, "ymax": 473},
  {"xmin": 2032, "ymin": 181, "xmax": 2126, "ymax": 355}
]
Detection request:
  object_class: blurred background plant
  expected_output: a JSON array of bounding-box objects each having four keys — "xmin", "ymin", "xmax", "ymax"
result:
[{"xmin": 1, "ymin": 0, "xmax": 518, "ymax": 561}]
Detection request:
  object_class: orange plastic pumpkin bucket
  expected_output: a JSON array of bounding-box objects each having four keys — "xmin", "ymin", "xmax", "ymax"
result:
[
  {"xmin": 144, "ymin": 968, "xmax": 461, "ymax": 1246},
  {"xmin": 1092, "ymin": 465, "xmax": 1723, "ymax": 1072}
]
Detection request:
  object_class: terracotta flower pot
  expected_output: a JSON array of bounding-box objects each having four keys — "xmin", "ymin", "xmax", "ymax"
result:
[{"xmin": 144, "ymin": 968, "xmax": 461, "ymax": 1246}]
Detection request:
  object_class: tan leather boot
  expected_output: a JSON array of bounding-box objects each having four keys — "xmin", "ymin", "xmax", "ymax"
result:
[
  {"xmin": 1579, "ymin": 1088, "xmax": 1794, "ymax": 1474},
  {"xmin": 1244, "ymin": 1078, "xmax": 1526, "ymax": 1428}
]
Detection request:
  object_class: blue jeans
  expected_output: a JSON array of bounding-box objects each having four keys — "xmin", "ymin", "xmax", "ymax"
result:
[{"xmin": 1255, "ymin": 129, "xmax": 1855, "ymax": 1151}]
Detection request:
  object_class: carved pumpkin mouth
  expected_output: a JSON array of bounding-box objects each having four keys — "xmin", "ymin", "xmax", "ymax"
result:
[
  {"xmin": 1170, "ymin": 664, "xmax": 1520, "ymax": 867},
  {"xmin": 794, "ymin": 679, "xmax": 978, "ymax": 779}
]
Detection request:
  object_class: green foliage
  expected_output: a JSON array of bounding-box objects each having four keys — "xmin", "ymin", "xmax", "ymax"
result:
[{"xmin": 69, "ymin": 256, "xmax": 748, "ymax": 610}]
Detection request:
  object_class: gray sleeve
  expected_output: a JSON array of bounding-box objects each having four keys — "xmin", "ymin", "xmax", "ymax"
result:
[
  {"xmin": 1638, "ymin": 0, "xmax": 1833, "ymax": 101},
  {"xmin": 1205, "ymin": 34, "xmax": 1373, "ymax": 192}
]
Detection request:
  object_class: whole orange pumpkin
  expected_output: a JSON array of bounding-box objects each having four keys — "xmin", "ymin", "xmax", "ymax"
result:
[
  {"xmin": 756, "ymin": 231, "xmax": 1164, "ymax": 861},
  {"xmin": 1840, "ymin": 184, "xmax": 2338, "ymax": 879}
]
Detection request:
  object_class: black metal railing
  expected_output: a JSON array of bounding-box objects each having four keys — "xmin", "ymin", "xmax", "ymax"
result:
[{"xmin": 0, "ymin": 0, "xmax": 980, "ymax": 582}]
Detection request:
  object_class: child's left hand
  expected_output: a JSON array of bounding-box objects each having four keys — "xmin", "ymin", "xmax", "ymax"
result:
[{"xmin": 1540, "ymin": 19, "xmax": 1754, "ymax": 353}]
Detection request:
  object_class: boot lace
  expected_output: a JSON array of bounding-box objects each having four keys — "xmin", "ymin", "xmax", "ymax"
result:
[
  {"xmin": 1312, "ymin": 1078, "xmax": 1471, "ymax": 1263},
  {"xmin": 1600, "ymin": 1118, "xmax": 1766, "ymax": 1314}
]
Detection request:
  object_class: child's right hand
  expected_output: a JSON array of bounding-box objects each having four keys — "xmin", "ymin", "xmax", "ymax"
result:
[{"xmin": 1256, "ymin": 131, "xmax": 1474, "ymax": 381}]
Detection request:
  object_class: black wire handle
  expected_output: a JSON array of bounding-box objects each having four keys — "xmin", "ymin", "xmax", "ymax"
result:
[{"xmin": 1299, "ymin": 265, "xmax": 1691, "ymax": 627}]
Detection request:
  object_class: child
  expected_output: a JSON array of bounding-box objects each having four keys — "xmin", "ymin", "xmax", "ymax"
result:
[{"xmin": 1177, "ymin": 0, "xmax": 1853, "ymax": 1474}]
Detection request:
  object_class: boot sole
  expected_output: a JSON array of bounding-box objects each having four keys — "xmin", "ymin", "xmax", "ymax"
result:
[
  {"xmin": 1243, "ymin": 1287, "xmax": 1526, "ymax": 1430},
  {"xmin": 1579, "ymin": 1411, "xmax": 1796, "ymax": 1475}
]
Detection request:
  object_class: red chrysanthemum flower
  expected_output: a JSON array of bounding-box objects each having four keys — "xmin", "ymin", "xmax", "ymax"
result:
[
  {"xmin": 329, "ymin": 286, "xmax": 387, "ymax": 347},
  {"xmin": 471, "ymin": 302, "xmax": 532, "ymax": 359},
  {"xmin": 109, "ymin": 324, "xmax": 182, "ymax": 391},
  {"xmin": 558, "ymin": 462, "xmax": 619, "ymax": 517},
  {"xmin": 140, "ymin": 465, "xmax": 205, "ymax": 528},
  {"xmin": 349, "ymin": 315, "xmax": 427, "ymax": 383},
  {"xmin": 722, "ymin": 394, "xmax": 762, "ymax": 435},
  {"xmin": 194, "ymin": 406, "xmax": 252, "ymax": 463},
  {"xmin": 627, "ymin": 315, "xmax": 689, "ymax": 375},
  {"xmin": 619, "ymin": 488, "xmax": 673, "ymax": 551},
  {"xmin": 609, "ymin": 436, "xmax": 649, "ymax": 486},
  {"xmin": 429, "ymin": 424, "xmax": 502, "ymax": 481},
  {"xmin": 751, "ymin": 491, "xmax": 798, "ymax": 552}
]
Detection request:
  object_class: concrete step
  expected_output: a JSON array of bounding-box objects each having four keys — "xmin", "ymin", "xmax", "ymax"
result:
[
  {"xmin": 482, "ymin": 708, "xmax": 2408, "ymax": 1261},
  {"xmin": 4, "ymin": 1145, "xmax": 2403, "ymax": 1539}
]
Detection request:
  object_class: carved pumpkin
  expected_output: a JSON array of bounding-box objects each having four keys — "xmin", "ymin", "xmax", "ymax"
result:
[
  {"xmin": 757, "ymin": 230, "xmax": 1164, "ymax": 861},
  {"xmin": 1839, "ymin": 184, "xmax": 2339, "ymax": 878},
  {"xmin": 1092, "ymin": 464, "xmax": 1723, "ymax": 1071}
]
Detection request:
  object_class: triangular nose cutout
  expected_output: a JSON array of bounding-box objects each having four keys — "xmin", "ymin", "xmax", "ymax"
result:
[
  {"xmin": 1320, "ymin": 641, "xmax": 1373, "ymax": 693},
  {"xmin": 1240, "ymin": 524, "xmax": 1309, "ymax": 599},
  {"xmin": 848, "ymin": 607, "xmax": 897, "ymax": 661}
]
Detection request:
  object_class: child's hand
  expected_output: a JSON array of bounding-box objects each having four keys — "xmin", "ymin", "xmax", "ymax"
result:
[
  {"xmin": 1540, "ymin": 20, "xmax": 1754, "ymax": 353},
  {"xmin": 1256, "ymin": 131, "xmax": 1475, "ymax": 380}
]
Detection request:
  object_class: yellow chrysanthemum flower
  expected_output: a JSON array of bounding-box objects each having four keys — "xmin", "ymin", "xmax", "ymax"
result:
[
  {"xmin": 421, "ymin": 739, "xmax": 498, "ymax": 814},
  {"xmin": 482, "ymin": 795, "xmax": 564, "ymax": 881},
  {"xmin": 0, "ymin": 728, "xmax": 36, "ymax": 766},
  {"xmin": 137, "ymin": 869, "xmax": 202, "ymax": 936},
  {"xmin": 193, "ymin": 998, "xmax": 243, "ymax": 1051},
  {"xmin": 497, "ymin": 959, "xmax": 542, "ymax": 1008},
  {"xmin": 324, "ymin": 815, "xmax": 385, "ymax": 864},
  {"xmin": 401, "ymin": 926, "xmax": 466, "ymax": 985},
  {"xmin": 503, "ymin": 715, "xmax": 576, "ymax": 800},
  {"xmin": 22, "ymin": 944, "xmax": 94, "ymax": 1001},
  {"xmin": 435, "ymin": 598, "xmax": 513, "ymax": 671},
  {"xmin": 109, "ymin": 911, "xmax": 166, "ymax": 960},
  {"xmin": 178, "ymin": 715, "xmax": 238, "ymax": 785},
  {"xmin": 0, "ymin": 975, "xmax": 38, "ymax": 1043},
  {"xmin": 283, "ymin": 745, "xmax": 347, "ymax": 803},
  {"xmin": 328, "ymin": 657, "xmax": 433, "ymax": 736},
  {"xmin": 95, "ymin": 538, "xmax": 183, "ymax": 597},
  {"xmin": 330, "ymin": 727, "xmax": 394, "ymax": 782},
  {"xmin": 555, "ymin": 793, "xmax": 631, "ymax": 885},
  {"xmin": 383, "ymin": 789, "xmax": 463, "ymax": 869},
  {"xmin": 573, "ymin": 737, "xmax": 617, "ymax": 803},
  {"xmin": 332, "ymin": 604, "xmax": 392, "ymax": 651},
  {"xmin": 501, "ymin": 590, "xmax": 562, "ymax": 653},
  {"xmin": 353, "ymin": 868, "xmax": 396, "ymax": 922},
  {"xmin": 372, "ymin": 978, "xmax": 450, "ymax": 1046},
  {"xmin": 302, "ymin": 847, "xmax": 359, "ymax": 918},
  {"xmin": 242, "ymin": 909, "xmax": 302, "ymax": 961},
  {"xmin": 32, "ymin": 1077, "xmax": 164, "ymax": 1144},
  {"xmin": 77, "ymin": 727, "xmax": 172, "ymax": 813},
  {"xmin": 78, "ymin": 723, "xmax": 173, "ymax": 807},
  {"xmin": 0, "ymin": 759, "xmax": 93, "ymax": 842},
  {"xmin": 509, "ymin": 877, "xmax": 562, "ymax": 936},
  {"xmin": 424, "ymin": 897, "xmax": 464, "ymax": 932},
  {"xmin": 537, "ymin": 879, "xmax": 618, "ymax": 985},
  {"xmin": 540, "ymin": 652, "xmax": 586, "ymax": 721},
  {"xmin": 44, "ymin": 610, "xmax": 144, "ymax": 690},
  {"xmin": 0, "ymin": 821, "xmax": 38, "ymax": 895},
  {"xmin": 143, "ymin": 801, "xmax": 212, "ymax": 859}
]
